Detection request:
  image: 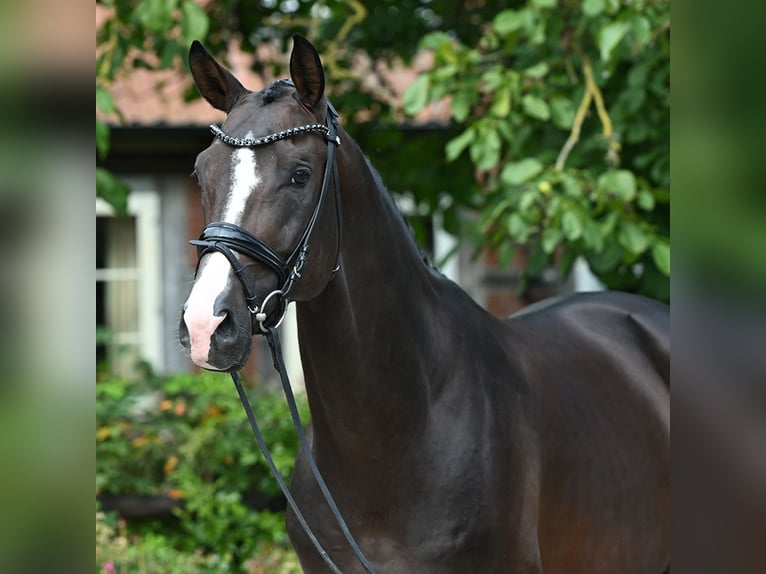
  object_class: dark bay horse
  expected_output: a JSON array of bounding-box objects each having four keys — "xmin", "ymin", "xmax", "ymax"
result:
[{"xmin": 179, "ymin": 35, "xmax": 670, "ymax": 573}]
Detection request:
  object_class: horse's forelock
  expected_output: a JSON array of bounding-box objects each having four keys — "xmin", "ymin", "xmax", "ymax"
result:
[{"xmin": 261, "ymin": 79, "xmax": 294, "ymax": 105}]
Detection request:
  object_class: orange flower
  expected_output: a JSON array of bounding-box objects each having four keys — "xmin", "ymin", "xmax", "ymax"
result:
[
  {"xmin": 164, "ymin": 455, "xmax": 179, "ymax": 474},
  {"xmin": 203, "ymin": 404, "xmax": 221, "ymax": 419},
  {"xmin": 167, "ymin": 488, "xmax": 184, "ymax": 499},
  {"xmin": 160, "ymin": 399, "xmax": 173, "ymax": 411},
  {"xmin": 174, "ymin": 402, "xmax": 187, "ymax": 416}
]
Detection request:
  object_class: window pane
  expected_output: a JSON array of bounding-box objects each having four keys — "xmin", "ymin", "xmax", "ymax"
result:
[{"xmin": 96, "ymin": 215, "xmax": 140, "ymax": 378}]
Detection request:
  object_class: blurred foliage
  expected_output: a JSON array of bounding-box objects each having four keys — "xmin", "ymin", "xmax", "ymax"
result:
[
  {"xmin": 96, "ymin": 0, "xmax": 669, "ymax": 299},
  {"xmin": 674, "ymin": 0, "xmax": 766, "ymax": 303},
  {"xmin": 96, "ymin": 371, "xmax": 307, "ymax": 571}
]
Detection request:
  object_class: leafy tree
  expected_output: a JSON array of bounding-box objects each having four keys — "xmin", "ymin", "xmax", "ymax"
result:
[
  {"xmin": 97, "ymin": 0, "xmax": 669, "ymax": 300},
  {"xmin": 404, "ymin": 0, "xmax": 669, "ymax": 299},
  {"xmin": 97, "ymin": 0, "xmax": 210, "ymax": 214}
]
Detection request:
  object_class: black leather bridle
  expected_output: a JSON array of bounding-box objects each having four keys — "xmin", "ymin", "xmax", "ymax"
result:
[
  {"xmin": 190, "ymin": 100, "xmax": 342, "ymax": 334},
  {"xmin": 188, "ymin": 99, "xmax": 376, "ymax": 573}
]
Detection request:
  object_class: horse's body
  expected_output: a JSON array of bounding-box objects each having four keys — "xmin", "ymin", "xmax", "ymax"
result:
[{"xmin": 180, "ymin": 36, "xmax": 670, "ymax": 573}]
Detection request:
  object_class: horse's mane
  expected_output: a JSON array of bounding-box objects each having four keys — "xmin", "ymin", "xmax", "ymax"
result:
[
  {"xmin": 364, "ymin": 157, "xmax": 442, "ymax": 275},
  {"xmin": 261, "ymin": 79, "xmax": 295, "ymax": 105}
]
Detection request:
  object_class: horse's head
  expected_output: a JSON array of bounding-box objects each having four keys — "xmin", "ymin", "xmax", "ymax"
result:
[{"xmin": 179, "ymin": 36, "xmax": 341, "ymax": 371}]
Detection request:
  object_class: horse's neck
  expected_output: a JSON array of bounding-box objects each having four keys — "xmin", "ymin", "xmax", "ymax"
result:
[{"xmin": 296, "ymin": 138, "xmax": 442, "ymax": 460}]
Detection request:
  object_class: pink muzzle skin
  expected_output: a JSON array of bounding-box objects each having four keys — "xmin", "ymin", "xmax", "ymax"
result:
[{"xmin": 183, "ymin": 252, "xmax": 231, "ymax": 369}]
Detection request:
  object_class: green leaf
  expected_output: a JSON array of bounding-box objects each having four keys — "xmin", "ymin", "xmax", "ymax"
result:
[
  {"xmin": 501, "ymin": 158, "xmax": 544, "ymax": 186},
  {"xmin": 508, "ymin": 213, "xmax": 531, "ymax": 241},
  {"xmin": 432, "ymin": 64, "xmax": 458, "ymax": 82},
  {"xmin": 618, "ymin": 220, "xmax": 650, "ymax": 255},
  {"xmin": 630, "ymin": 15, "xmax": 651, "ymax": 47},
  {"xmin": 491, "ymin": 84, "xmax": 512, "ymax": 117},
  {"xmin": 420, "ymin": 32, "xmax": 452, "ymax": 51},
  {"xmin": 96, "ymin": 168, "xmax": 130, "ymax": 216},
  {"xmin": 445, "ymin": 128, "xmax": 475, "ymax": 162},
  {"xmin": 525, "ymin": 242, "xmax": 550, "ymax": 278},
  {"xmin": 482, "ymin": 67, "xmax": 505, "ymax": 91},
  {"xmin": 181, "ymin": 0, "xmax": 209, "ymax": 45},
  {"xmin": 562, "ymin": 211, "xmax": 584, "ymax": 240},
  {"xmin": 158, "ymin": 39, "xmax": 180, "ymax": 69},
  {"xmin": 523, "ymin": 62, "xmax": 549, "ymax": 79},
  {"xmin": 96, "ymin": 87, "xmax": 115, "ymax": 114},
  {"xmin": 522, "ymin": 204, "xmax": 543, "ymax": 225},
  {"xmin": 559, "ymin": 172, "xmax": 583, "ymax": 197},
  {"xmin": 451, "ymin": 89, "xmax": 474, "ymax": 121},
  {"xmin": 652, "ymin": 240, "xmax": 671, "ymax": 275},
  {"xmin": 637, "ymin": 189, "xmax": 656, "ymax": 211},
  {"xmin": 96, "ymin": 119, "xmax": 110, "ymax": 159},
  {"xmin": 558, "ymin": 246, "xmax": 578, "ymax": 279},
  {"xmin": 137, "ymin": 0, "xmax": 176, "ymax": 33},
  {"xmin": 599, "ymin": 21, "xmax": 631, "ymax": 62},
  {"xmin": 494, "ymin": 9, "xmax": 524, "ymax": 35},
  {"xmin": 497, "ymin": 243, "xmax": 517, "ymax": 268},
  {"xmin": 470, "ymin": 130, "xmax": 501, "ymax": 171},
  {"xmin": 403, "ymin": 75, "xmax": 430, "ymax": 116},
  {"xmin": 582, "ymin": 0, "xmax": 605, "ymax": 17},
  {"xmin": 598, "ymin": 169, "xmax": 636, "ymax": 201},
  {"xmin": 588, "ymin": 241, "xmax": 622, "ymax": 272},
  {"xmin": 583, "ymin": 222, "xmax": 605, "ymax": 252},
  {"xmin": 522, "ymin": 94, "xmax": 550, "ymax": 121},
  {"xmin": 519, "ymin": 190, "xmax": 538, "ymax": 212},
  {"xmin": 532, "ymin": 0, "xmax": 557, "ymax": 8},
  {"xmin": 542, "ymin": 228, "xmax": 561, "ymax": 254},
  {"xmin": 550, "ymin": 97, "xmax": 575, "ymax": 129}
]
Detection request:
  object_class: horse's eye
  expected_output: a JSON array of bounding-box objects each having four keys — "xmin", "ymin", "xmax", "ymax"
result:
[{"xmin": 291, "ymin": 168, "xmax": 311, "ymax": 186}]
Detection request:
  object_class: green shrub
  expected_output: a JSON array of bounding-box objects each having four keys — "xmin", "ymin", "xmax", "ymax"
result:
[
  {"xmin": 96, "ymin": 510, "xmax": 221, "ymax": 573},
  {"xmin": 96, "ymin": 371, "xmax": 308, "ymax": 570},
  {"xmin": 96, "ymin": 509, "xmax": 301, "ymax": 573}
]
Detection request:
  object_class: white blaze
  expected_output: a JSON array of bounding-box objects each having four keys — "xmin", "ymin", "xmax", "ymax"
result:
[
  {"xmin": 183, "ymin": 135, "xmax": 260, "ymax": 367},
  {"xmin": 224, "ymin": 143, "xmax": 261, "ymax": 222}
]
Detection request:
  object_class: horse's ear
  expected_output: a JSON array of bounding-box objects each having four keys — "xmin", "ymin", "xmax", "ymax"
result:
[
  {"xmin": 188, "ymin": 40, "xmax": 247, "ymax": 113},
  {"xmin": 290, "ymin": 35, "xmax": 325, "ymax": 109}
]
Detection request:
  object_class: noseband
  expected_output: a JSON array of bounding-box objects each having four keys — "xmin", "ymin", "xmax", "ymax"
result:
[{"xmin": 190, "ymin": 100, "xmax": 342, "ymax": 334}]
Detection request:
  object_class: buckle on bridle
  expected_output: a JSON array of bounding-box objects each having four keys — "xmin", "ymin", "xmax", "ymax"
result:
[{"xmin": 252, "ymin": 288, "xmax": 289, "ymax": 333}]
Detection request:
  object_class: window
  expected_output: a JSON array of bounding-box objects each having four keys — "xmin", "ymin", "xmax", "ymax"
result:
[{"xmin": 96, "ymin": 188, "xmax": 162, "ymax": 378}]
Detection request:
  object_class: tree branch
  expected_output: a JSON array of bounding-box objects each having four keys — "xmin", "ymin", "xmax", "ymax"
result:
[{"xmin": 555, "ymin": 57, "xmax": 620, "ymax": 171}]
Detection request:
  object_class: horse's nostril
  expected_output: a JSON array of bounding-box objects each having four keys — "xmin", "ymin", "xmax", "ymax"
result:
[
  {"xmin": 179, "ymin": 318, "xmax": 189, "ymax": 342},
  {"xmin": 213, "ymin": 312, "xmax": 238, "ymax": 344}
]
